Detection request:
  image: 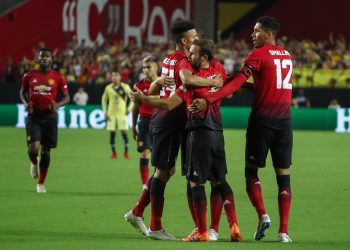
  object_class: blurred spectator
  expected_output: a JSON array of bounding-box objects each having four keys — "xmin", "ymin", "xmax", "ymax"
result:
[
  {"xmin": 328, "ymin": 99, "xmax": 341, "ymax": 109},
  {"xmin": 292, "ymin": 89, "xmax": 311, "ymax": 108},
  {"xmin": 73, "ymin": 87, "xmax": 89, "ymax": 106},
  {"xmin": 5, "ymin": 56, "xmax": 19, "ymax": 83}
]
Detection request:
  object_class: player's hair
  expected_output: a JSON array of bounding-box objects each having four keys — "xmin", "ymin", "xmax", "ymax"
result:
[
  {"xmin": 192, "ymin": 39, "xmax": 215, "ymax": 61},
  {"xmin": 170, "ymin": 19, "xmax": 196, "ymax": 43},
  {"xmin": 142, "ymin": 55, "xmax": 158, "ymax": 64},
  {"xmin": 257, "ymin": 16, "xmax": 280, "ymax": 37},
  {"xmin": 38, "ymin": 47, "xmax": 53, "ymax": 55}
]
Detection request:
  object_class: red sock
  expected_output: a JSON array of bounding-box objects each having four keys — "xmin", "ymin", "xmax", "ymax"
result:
[
  {"xmin": 192, "ymin": 185, "xmax": 207, "ymax": 234},
  {"xmin": 150, "ymin": 178, "xmax": 166, "ymax": 231},
  {"xmin": 139, "ymin": 166, "xmax": 149, "ymax": 185},
  {"xmin": 223, "ymin": 194, "xmax": 238, "ymax": 227},
  {"xmin": 209, "ymin": 187, "xmax": 223, "ymax": 232},
  {"xmin": 186, "ymin": 183, "xmax": 198, "ymax": 228},
  {"xmin": 38, "ymin": 167, "xmax": 48, "ymax": 184},
  {"xmin": 133, "ymin": 188, "xmax": 150, "ymax": 217},
  {"xmin": 246, "ymin": 177, "xmax": 266, "ymax": 218},
  {"xmin": 278, "ymin": 187, "xmax": 291, "ymax": 234}
]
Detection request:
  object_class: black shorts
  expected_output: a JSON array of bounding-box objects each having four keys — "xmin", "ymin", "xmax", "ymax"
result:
[
  {"xmin": 137, "ymin": 117, "xmax": 152, "ymax": 152},
  {"xmin": 151, "ymin": 125, "xmax": 184, "ymax": 169},
  {"xmin": 245, "ymin": 121, "xmax": 293, "ymax": 168},
  {"xmin": 186, "ymin": 130, "xmax": 227, "ymax": 184},
  {"xmin": 26, "ymin": 114, "xmax": 58, "ymax": 148}
]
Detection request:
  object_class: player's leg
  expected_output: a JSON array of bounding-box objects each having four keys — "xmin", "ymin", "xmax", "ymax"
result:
[
  {"xmin": 37, "ymin": 145, "xmax": 50, "ymax": 193},
  {"xmin": 271, "ymin": 128, "xmax": 293, "ymax": 243},
  {"xmin": 36, "ymin": 115, "xmax": 58, "ymax": 193},
  {"xmin": 124, "ymin": 174, "xmax": 153, "ymax": 237},
  {"xmin": 107, "ymin": 117, "xmax": 117, "ymax": 158},
  {"xmin": 208, "ymin": 182, "xmax": 222, "ymax": 240},
  {"xmin": 245, "ymin": 122, "xmax": 271, "ymax": 240},
  {"xmin": 182, "ymin": 131, "xmax": 211, "ymax": 242},
  {"xmin": 117, "ymin": 115, "xmax": 129, "ymax": 159},
  {"xmin": 148, "ymin": 126, "xmax": 178, "ymax": 240},
  {"xmin": 210, "ymin": 131, "xmax": 241, "ymax": 241},
  {"xmin": 139, "ymin": 150, "xmax": 150, "ymax": 186},
  {"xmin": 26, "ymin": 115, "xmax": 41, "ymax": 179}
]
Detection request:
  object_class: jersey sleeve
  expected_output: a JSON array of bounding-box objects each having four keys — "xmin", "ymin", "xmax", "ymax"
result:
[
  {"xmin": 175, "ymin": 84, "xmax": 190, "ymax": 102},
  {"xmin": 244, "ymin": 49, "xmax": 262, "ymax": 70},
  {"xmin": 58, "ymin": 74, "xmax": 68, "ymax": 94},
  {"xmin": 21, "ymin": 73, "xmax": 30, "ymax": 92},
  {"xmin": 177, "ymin": 58, "xmax": 193, "ymax": 72}
]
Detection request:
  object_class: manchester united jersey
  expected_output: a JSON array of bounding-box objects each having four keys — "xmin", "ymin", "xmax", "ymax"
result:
[
  {"xmin": 21, "ymin": 70, "xmax": 68, "ymax": 112},
  {"xmin": 246, "ymin": 44, "xmax": 293, "ymax": 124},
  {"xmin": 133, "ymin": 78, "xmax": 154, "ymax": 118},
  {"xmin": 176, "ymin": 59, "xmax": 227, "ymax": 131},
  {"xmin": 151, "ymin": 50, "xmax": 194, "ymax": 127}
]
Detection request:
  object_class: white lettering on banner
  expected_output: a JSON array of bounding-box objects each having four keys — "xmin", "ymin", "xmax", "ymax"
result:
[
  {"xmin": 76, "ymin": 0, "xmax": 109, "ymax": 47},
  {"xmin": 89, "ymin": 109, "xmax": 106, "ymax": 129},
  {"xmin": 16, "ymin": 104, "xmax": 27, "ymax": 128},
  {"xmin": 69, "ymin": 109, "xmax": 88, "ymax": 129},
  {"xmin": 58, "ymin": 107, "xmax": 67, "ymax": 128},
  {"xmin": 64, "ymin": 0, "xmax": 191, "ymax": 46},
  {"xmin": 335, "ymin": 108, "xmax": 350, "ymax": 133},
  {"xmin": 15, "ymin": 104, "xmax": 132, "ymax": 129}
]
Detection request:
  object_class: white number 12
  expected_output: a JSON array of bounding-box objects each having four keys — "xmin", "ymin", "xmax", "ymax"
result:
[{"xmin": 274, "ymin": 59, "xmax": 293, "ymax": 89}]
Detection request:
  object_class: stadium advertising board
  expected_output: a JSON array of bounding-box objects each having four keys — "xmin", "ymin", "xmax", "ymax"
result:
[
  {"xmin": 0, "ymin": 0, "xmax": 192, "ymax": 67},
  {"xmin": 0, "ymin": 105, "xmax": 349, "ymax": 132}
]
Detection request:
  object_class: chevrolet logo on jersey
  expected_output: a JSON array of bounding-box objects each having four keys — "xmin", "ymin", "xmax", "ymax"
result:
[{"xmin": 34, "ymin": 85, "xmax": 52, "ymax": 92}]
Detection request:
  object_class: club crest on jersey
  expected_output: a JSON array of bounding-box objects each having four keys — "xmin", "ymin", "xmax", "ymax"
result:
[{"xmin": 48, "ymin": 79, "xmax": 55, "ymax": 85}]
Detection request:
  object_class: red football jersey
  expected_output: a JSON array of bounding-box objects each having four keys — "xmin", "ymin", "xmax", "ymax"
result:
[
  {"xmin": 151, "ymin": 50, "xmax": 194, "ymax": 126},
  {"xmin": 22, "ymin": 70, "xmax": 68, "ymax": 111},
  {"xmin": 160, "ymin": 50, "xmax": 193, "ymax": 99},
  {"xmin": 133, "ymin": 78, "xmax": 154, "ymax": 118},
  {"xmin": 245, "ymin": 44, "xmax": 293, "ymax": 119},
  {"xmin": 176, "ymin": 59, "xmax": 227, "ymax": 130}
]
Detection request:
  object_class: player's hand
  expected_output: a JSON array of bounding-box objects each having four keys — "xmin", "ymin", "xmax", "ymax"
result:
[
  {"xmin": 130, "ymin": 87, "xmax": 145, "ymax": 102},
  {"xmin": 26, "ymin": 102, "xmax": 33, "ymax": 113},
  {"xmin": 49, "ymin": 101, "xmax": 57, "ymax": 112},
  {"xmin": 132, "ymin": 128, "xmax": 138, "ymax": 140},
  {"xmin": 188, "ymin": 98, "xmax": 208, "ymax": 113},
  {"xmin": 162, "ymin": 76, "xmax": 175, "ymax": 87},
  {"xmin": 211, "ymin": 74, "xmax": 223, "ymax": 88}
]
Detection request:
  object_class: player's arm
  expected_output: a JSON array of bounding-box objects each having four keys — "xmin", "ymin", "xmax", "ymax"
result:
[
  {"xmin": 101, "ymin": 88, "xmax": 109, "ymax": 118},
  {"xmin": 20, "ymin": 73, "xmax": 33, "ymax": 113},
  {"xmin": 125, "ymin": 85, "xmax": 134, "ymax": 115},
  {"xmin": 132, "ymin": 101, "xmax": 140, "ymax": 140},
  {"xmin": 179, "ymin": 68, "xmax": 223, "ymax": 88},
  {"xmin": 188, "ymin": 65, "xmax": 252, "ymax": 112},
  {"xmin": 130, "ymin": 87, "xmax": 183, "ymax": 111},
  {"xmin": 50, "ymin": 77, "xmax": 70, "ymax": 112}
]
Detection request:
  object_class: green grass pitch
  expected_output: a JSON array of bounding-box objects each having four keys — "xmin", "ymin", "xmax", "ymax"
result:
[{"xmin": 0, "ymin": 127, "xmax": 349, "ymax": 249}]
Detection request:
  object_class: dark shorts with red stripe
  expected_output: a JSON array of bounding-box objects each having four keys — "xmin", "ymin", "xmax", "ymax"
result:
[
  {"xmin": 186, "ymin": 129, "xmax": 227, "ymax": 184},
  {"xmin": 245, "ymin": 121, "xmax": 293, "ymax": 168},
  {"xmin": 26, "ymin": 113, "xmax": 58, "ymax": 148}
]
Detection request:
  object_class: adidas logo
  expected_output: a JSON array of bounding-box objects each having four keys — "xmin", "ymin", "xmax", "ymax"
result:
[
  {"xmin": 32, "ymin": 79, "xmax": 38, "ymax": 83},
  {"xmin": 249, "ymin": 155, "xmax": 255, "ymax": 160},
  {"xmin": 143, "ymin": 89, "xmax": 148, "ymax": 93},
  {"xmin": 223, "ymin": 200, "xmax": 230, "ymax": 206},
  {"xmin": 280, "ymin": 190, "xmax": 289, "ymax": 196},
  {"xmin": 254, "ymin": 181, "xmax": 261, "ymax": 185},
  {"xmin": 193, "ymin": 171, "xmax": 198, "ymax": 176}
]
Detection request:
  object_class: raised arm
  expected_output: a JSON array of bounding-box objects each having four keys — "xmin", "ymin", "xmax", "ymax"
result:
[
  {"xmin": 130, "ymin": 87, "xmax": 183, "ymax": 111},
  {"xmin": 179, "ymin": 68, "xmax": 223, "ymax": 88}
]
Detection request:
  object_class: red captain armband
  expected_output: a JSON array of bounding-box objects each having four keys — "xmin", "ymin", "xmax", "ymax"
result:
[{"xmin": 239, "ymin": 64, "xmax": 253, "ymax": 78}]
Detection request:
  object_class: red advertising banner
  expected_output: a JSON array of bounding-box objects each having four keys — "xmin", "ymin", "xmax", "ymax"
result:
[{"xmin": 0, "ymin": 0, "xmax": 192, "ymax": 67}]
